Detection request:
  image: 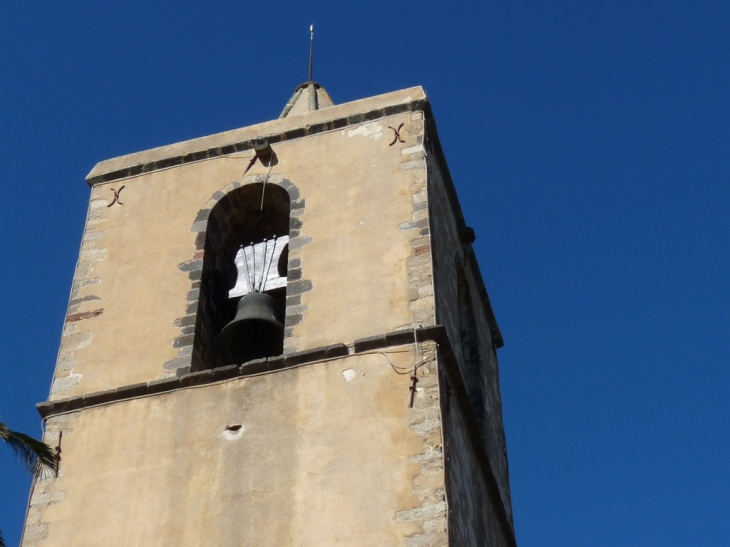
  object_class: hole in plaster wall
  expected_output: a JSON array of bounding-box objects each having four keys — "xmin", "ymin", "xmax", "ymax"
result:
[
  {"xmin": 223, "ymin": 423, "xmax": 244, "ymax": 440},
  {"xmin": 342, "ymin": 369, "xmax": 357, "ymax": 382}
]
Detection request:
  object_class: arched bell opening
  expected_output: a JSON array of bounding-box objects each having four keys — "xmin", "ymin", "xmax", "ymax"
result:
[{"xmin": 192, "ymin": 183, "xmax": 291, "ymax": 370}]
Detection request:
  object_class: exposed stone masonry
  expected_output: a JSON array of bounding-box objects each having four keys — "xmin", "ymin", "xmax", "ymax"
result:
[
  {"xmin": 397, "ymin": 111, "xmax": 436, "ymax": 330},
  {"xmin": 395, "ymin": 339, "xmax": 447, "ymax": 547},
  {"xmin": 21, "ymin": 414, "xmax": 72, "ymax": 547},
  {"xmin": 50, "ymin": 193, "xmax": 108, "ymax": 400}
]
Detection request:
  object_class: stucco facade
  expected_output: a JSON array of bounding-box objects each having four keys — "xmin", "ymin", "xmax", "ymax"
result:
[{"xmin": 23, "ymin": 85, "xmax": 516, "ymax": 546}]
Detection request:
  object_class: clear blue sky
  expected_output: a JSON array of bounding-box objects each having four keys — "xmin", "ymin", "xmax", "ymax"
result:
[{"xmin": 2, "ymin": 2, "xmax": 729, "ymax": 545}]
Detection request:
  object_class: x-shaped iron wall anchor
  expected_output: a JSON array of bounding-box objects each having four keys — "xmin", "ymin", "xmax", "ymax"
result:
[
  {"xmin": 388, "ymin": 123, "xmax": 406, "ymax": 146},
  {"xmin": 107, "ymin": 185, "xmax": 125, "ymax": 207}
]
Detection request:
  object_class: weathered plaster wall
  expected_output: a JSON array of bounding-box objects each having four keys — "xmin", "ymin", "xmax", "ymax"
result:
[
  {"xmin": 25, "ymin": 349, "xmax": 446, "ymax": 547},
  {"xmin": 50, "ymin": 90, "xmax": 432, "ymax": 400}
]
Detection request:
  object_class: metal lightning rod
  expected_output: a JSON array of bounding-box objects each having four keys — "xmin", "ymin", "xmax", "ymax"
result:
[{"xmin": 308, "ymin": 24, "xmax": 314, "ymax": 82}]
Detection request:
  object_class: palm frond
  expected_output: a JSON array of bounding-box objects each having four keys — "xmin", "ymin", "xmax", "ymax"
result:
[
  {"xmin": 0, "ymin": 528, "xmax": 5, "ymax": 547},
  {"xmin": 0, "ymin": 422, "xmax": 58, "ymax": 476}
]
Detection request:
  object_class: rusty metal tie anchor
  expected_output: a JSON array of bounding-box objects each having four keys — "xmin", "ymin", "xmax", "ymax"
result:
[
  {"xmin": 107, "ymin": 186, "xmax": 125, "ymax": 207},
  {"xmin": 389, "ymin": 123, "xmax": 406, "ymax": 146},
  {"xmin": 408, "ymin": 368, "xmax": 419, "ymax": 408},
  {"xmin": 54, "ymin": 430, "xmax": 63, "ymax": 477}
]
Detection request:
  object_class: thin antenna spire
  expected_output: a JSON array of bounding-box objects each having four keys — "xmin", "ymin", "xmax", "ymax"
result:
[{"xmin": 308, "ymin": 24, "xmax": 314, "ymax": 82}]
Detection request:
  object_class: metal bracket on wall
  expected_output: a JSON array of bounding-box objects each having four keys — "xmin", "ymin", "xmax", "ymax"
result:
[
  {"xmin": 408, "ymin": 368, "xmax": 419, "ymax": 407},
  {"xmin": 388, "ymin": 123, "xmax": 406, "ymax": 146},
  {"xmin": 54, "ymin": 430, "xmax": 62, "ymax": 477},
  {"xmin": 107, "ymin": 185, "xmax": 125, "ymax": 207}
]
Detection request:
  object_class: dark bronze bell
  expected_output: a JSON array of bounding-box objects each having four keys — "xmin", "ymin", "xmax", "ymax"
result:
[{"xmin": 219, "ymin": 292, "xmax": 284, "ymax": 364}]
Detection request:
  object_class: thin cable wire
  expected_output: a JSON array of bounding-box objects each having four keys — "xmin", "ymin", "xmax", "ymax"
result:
[
  {"xmin": 257, "ymin": 239, "xmax": 267, "ymax": 292},
  {"xmin": 260, "ymin": 236, "xmax": 276, "ymax": 292},
  {"xmin": 413, "ymin": 327, "xmax": 421, "ymax": 363},
  {"xmin": 250, "ymin": 241, "xmax": 256, "ymax": 291},
  {"xmin": 241, "ymin": 245, "xmax": 252, "ymax": 294},
  {"xmin": 41, "ymin": 344, "xmax": 433, "ymax": 420},
  {"xmin": 258, "ymin": 159, "xmax": 275, "ymax": 215}
]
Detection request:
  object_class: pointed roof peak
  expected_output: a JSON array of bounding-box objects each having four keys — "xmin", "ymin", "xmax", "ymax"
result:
[{"xmin": 279, "ymin": 82, "xmax": 334, "ymax": 118}]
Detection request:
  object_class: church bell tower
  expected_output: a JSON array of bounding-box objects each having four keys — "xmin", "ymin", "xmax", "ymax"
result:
[{"xmin": 22, "ymin": 82, "xmax": 517, "ymax": 546}]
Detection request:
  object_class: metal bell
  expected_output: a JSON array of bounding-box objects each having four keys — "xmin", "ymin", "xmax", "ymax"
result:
[{"xmin": 219, "ymin": 292, "xmax": 284, "ymax": 364}]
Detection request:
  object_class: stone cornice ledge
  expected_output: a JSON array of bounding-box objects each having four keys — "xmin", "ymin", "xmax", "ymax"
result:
[
  {"xmin": 36, "ymin": 325, "xmax": 444, "ymax": 419},
  {"xmin": 86, "ymin": 88, "xmax": 429, "ymax": 186}
]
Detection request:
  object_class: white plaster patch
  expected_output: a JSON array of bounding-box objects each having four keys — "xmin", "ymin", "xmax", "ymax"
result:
[
  {"xmin": 223, "ymin": 424, "xmax": 244, "ymax": 440},
  {"xmin": 347, "ymin": 122, "xmax": 383, "ymax": 140},
  {"xmin": 341, "ymin": 369, "xmax": 357, "ymax": 382}
]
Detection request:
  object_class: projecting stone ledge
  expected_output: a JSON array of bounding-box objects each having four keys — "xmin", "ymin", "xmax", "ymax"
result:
[
  {"xmin": 36, "ymin": 325, "xmax": 448, "ymax": 419},
  {"xmin": 85, "ymin": 87, "xmax": 429, "ymax": 186}
]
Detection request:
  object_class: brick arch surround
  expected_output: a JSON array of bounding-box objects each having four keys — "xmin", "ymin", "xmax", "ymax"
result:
[{"xmin": 163, "ymin": 174, "xmax": 311, "ymax": 377}]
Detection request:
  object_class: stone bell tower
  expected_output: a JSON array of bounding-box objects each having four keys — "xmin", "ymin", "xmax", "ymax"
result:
[{"xmin": 22, "ymin": 83, "xmax": 517, "ymax": 547}]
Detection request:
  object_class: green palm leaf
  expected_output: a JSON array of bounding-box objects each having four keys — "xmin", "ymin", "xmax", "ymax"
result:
[
  {"xmin": 1, "ymin": 421, "xmax": 58, "ymax": 547},
  {"xmin": 0, "ymin": 422, "xmax": 58, "ymax": 476}
]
